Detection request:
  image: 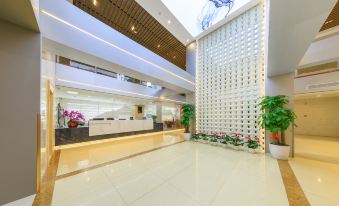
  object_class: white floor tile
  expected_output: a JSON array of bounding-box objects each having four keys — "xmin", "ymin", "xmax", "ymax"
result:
[
  {"xmin": 52, "ymin": 142, "xmax": 296, "ymax": 206},
  {"xmin": 3, "ymin": 195, "xmax": 35, "ymax": 206},
  {"xmin": 52, "ymin": 169, "xmax": 125, "ymax": 206},
  {"xmin": 290, "ymin": 157, "xmax": 339, "ymax": 205},
  {"xmin": 105, "ymin": 168, "xmax": 164, "ymax": 204},
  {"xmin": 130, "ymin": 183, "xmax": 200, "ymax": 206}
]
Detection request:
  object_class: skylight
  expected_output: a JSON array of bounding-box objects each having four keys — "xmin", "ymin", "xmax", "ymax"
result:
[{"xmin": 162, "ymin": 0, "xmax": 251, "ymax": 37}]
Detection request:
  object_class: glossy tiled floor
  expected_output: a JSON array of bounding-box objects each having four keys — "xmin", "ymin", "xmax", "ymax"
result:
[
  {"xmin": 295, "ymin": 135, "xmax": 339, "ymax": 164},
  {"xmin": 57, "ymin": 130, "xmax": 184, "ymax": 176},
  {"xmin": 52, "ymin": 141, "xmax": 289, "ymax": 206},
  {"xmin": 290, "ymin": 157, "xmax": 339, "ymax": 206}
]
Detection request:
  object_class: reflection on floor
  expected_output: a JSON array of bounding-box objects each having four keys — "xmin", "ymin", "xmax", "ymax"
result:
[
  {"xmin": 53, "ymin": 142, "xmax": 289, "ymax": 206},
  {"xmin": 290, "ymin": 157, "xmax": 339, "ymax": 206},
  {"xmin": 295, "ymin": 135, "xmax": 339, "ymax": 164},
  {"xmin": 57, "ymin": 130, "xmax": 184, "ymax": 176}
]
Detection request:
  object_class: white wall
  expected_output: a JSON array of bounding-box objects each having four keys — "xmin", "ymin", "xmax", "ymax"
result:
[
  {"xmin": 295, "ymin": 97, "xmax": 339, "ymax": 137},
  {"xmin": 0, "ymin": 20, "xmax": 40, "ymax": 205},
  {"xmin": 58, "ymin": 98, "xmax": 136, "ymax": 121},
  {"xmin": 300, "ymin": 34, "xmax": 339, "ymax": 67},
  {"xmin": 186, "ymin": 42, "xmax": 196, "ymax": 76},
  {"xmin": 196, "ymin": 3, "xmax": 265, "ymax": 151},
  {"xmin": 294, "ymin": 71, "xmax": 339, "ymax": 94},
  {"xmin": 267, "ymin": 0, "xmax": 336, "ymax": 76}
]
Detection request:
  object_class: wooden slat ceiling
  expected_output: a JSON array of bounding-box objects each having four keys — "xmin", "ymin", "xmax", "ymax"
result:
[
  {"xmin": 320, "ymin": 0, "xmax": 339, "ymax": 31},
  {"xmin": 73, "ymin": 0, "xmax": 186, "ymax": 70}
]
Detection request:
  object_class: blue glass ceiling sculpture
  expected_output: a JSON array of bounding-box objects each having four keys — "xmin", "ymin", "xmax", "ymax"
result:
[{"xmin": 198, "ymin": 0, "xmax": 235, "ymax": 31}]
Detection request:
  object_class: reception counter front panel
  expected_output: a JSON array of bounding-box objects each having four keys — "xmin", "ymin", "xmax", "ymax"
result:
[{"xmin": 89, "ymin": 120, "xmax": 154, "ymax": 136}]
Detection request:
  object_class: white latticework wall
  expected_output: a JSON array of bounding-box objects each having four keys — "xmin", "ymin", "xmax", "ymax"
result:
[{"xmin": 196, "ymin": 2, "xmax": 266, "ymax": 152}]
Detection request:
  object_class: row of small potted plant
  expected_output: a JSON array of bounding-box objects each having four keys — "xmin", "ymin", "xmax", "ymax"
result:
[{"xmin": 191, "ymin": 132, "xmax": 261, "ymax": 153}]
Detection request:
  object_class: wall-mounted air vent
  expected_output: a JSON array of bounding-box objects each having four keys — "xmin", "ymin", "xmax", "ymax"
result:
[{"xmin": 308, "ymin": 81, "xmax": 339, "ymax": 89}]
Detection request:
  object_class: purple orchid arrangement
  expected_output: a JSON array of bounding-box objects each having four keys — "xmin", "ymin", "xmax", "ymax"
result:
[{"xmin": 64, "ymin": 110, "xmax": 85, "ymax": 126}]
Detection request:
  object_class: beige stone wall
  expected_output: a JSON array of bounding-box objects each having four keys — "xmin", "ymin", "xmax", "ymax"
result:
[
  {"xmin": 0, "ymin": 20, "xmax": 40, "ymax": 204},
  {"xmin": 295, "ymin": 97, "xmax": 339, "ymax": 137}
]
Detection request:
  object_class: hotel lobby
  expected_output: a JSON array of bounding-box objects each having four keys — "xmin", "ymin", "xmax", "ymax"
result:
[{"xmin": 1, "ymin": 0, "xmax": 339, "ymax": 205}]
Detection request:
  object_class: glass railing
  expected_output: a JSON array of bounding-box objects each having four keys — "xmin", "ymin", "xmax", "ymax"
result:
[{"xmin": 57, "ymin": 56, "xmax": 161, "ymax": 89}]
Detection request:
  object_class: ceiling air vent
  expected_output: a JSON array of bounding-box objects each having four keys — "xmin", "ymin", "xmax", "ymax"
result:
[{"xmin": 308, "ymin": 81, "xmax": 339, "ymax": 89}]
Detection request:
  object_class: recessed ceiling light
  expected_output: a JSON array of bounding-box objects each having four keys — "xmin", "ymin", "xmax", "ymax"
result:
[
  {"xmin": 325, "ymin": 20, "xmax": 334, "ymax": 24},
  {"xmin": 186, "ymin": 39, "xmax": 189, "ymax": 42},
  {"xmin": 67, "ymin": 91, "xmax": 78, "ymax": 95},
  {"xmin": 93, "ymin": 0, "xmax": 97, "ymax": 6},
  {"xmin": 167, "ymin": 19, "xmax": 171, "ymax": 24},
  {"xmin": 130, "ymin": 25, "xmax": 138, "ymax": 34}
]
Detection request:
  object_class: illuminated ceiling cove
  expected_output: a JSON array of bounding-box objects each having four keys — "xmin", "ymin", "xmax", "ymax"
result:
[{"xmin": 162, "ymin": 0, "xmax": 251, "ymax": 37}]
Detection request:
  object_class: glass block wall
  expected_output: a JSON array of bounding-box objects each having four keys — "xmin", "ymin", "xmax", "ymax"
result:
[{"xmin": 196, "ymin": 2, "xmax": 266, "ymax": 152}]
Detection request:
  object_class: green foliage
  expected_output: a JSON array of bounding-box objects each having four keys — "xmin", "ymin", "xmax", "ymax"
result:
[
  {"xmin": 180, "ymin": 104, "xmax": 195, "ymax": 133},
  {"xmin": 229, "ymin": 134, "xmax": 244, "ymax": 146},
  {"xmin": 202, "ymin": 135, "xmax": 209, "ymax": 141},
  {"xmin": 151, "ymin": 115, "xmax": 157, "ymax": 122},
  {"xmin": 259, "ymin": 95, "xmax": 296, "ymax": 145},
  {"xmin": 245, "ymin": 140, "xmax": 260, "ymax": 149},
  {"xmin": 210, "ymin": 135, "xmax": 218, "ymax": 142}
]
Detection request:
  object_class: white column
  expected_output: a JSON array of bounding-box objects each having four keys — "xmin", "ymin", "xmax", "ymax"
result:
[{"xmin": 155, "ymin": 102, "xmax": 163, "ymax": 123}]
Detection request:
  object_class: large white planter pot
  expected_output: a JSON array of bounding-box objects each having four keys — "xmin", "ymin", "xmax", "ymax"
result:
[
  {"xmin": 183, "ymin": 133, "xmax": 192, "ymax": 141},
  {"xmin": 269, "ymin": 144, "xmax": 290, "ymax": 160}
]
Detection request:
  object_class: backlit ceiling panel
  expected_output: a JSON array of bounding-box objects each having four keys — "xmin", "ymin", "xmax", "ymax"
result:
[{"xmin": 162, "ymin": 0, "xmax": 251, "ymax": 37}]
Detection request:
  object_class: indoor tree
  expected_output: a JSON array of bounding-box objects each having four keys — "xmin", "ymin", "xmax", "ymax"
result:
[
  {"xmin": 180, "ymin": 104, "xmax": 195, "ymax": 133},
  {"xmin": 258, "ymin": 95, "xmax": 296, "ymax": 145}
]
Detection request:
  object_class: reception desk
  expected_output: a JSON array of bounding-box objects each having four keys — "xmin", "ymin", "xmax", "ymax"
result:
[
  {"xmin": 55, "ymin": 122, "xmax": 163, "ymax": 146},
  {"xmin": 89, "ymin": 119, "xmax": 154, "ymax": 136}
]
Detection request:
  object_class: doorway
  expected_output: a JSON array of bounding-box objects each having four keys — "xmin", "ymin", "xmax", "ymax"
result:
[{"xmin": 294, "ymin": 90, "xmax": 339, "ymax": 163}]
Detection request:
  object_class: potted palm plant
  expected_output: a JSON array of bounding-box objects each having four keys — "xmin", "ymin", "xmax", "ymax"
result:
[
  {"xmin": 180, "ymin": 104, "xmax": 195, "ymax": 141},
  {"xmin": 259, "ymin": 95, "xmax": 296, "ymax": 160}
]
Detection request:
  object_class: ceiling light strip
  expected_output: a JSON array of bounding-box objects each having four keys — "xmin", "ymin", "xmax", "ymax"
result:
[
  {"xmin": 57, "ymin": 78, "xmax": 186, "ymax": 103},
  {"xmin": 161, "ymin": 98, "xmax": 187, "ymax": 104},
  {"xmin": 40, "ymin": 9, "xmax": 195, "ymax": 86},
  {"xmin": 57, "ymin": 78, "xmax": 156, "ymax": 98}
]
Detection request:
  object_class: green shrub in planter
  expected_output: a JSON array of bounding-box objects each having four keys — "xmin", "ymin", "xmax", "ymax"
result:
[
  {"xmin": 209, "ymin": 134, "xmax": 218, "ymax": 145},
  {"xmin": 202, "ymin": 135, "xmax": 209, "ymax": 142},
  {"xmin": 229, "ymin": 133, "xmax": 244, "ymax": 147},
  {"xmin": 180, "ymin": 104, "xmax": 195, "ymax": 133},
  {"xmin": 259, "ymin": 95, "xmax": 296, "ymax": 145},
  {"xmin": 245, "ymin": 135, "xmax": 260, "ymax": 151},
  {"xmin": 191, "ymin": 134, "xmax": 199, "ymax": 141},
  {"xmin": 259, "ymin": 95, "xmax": 297, "ymax": 159},
  {"xmin": 151, "ymin": 115, "xmax": 157, "ymax": 122}
]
